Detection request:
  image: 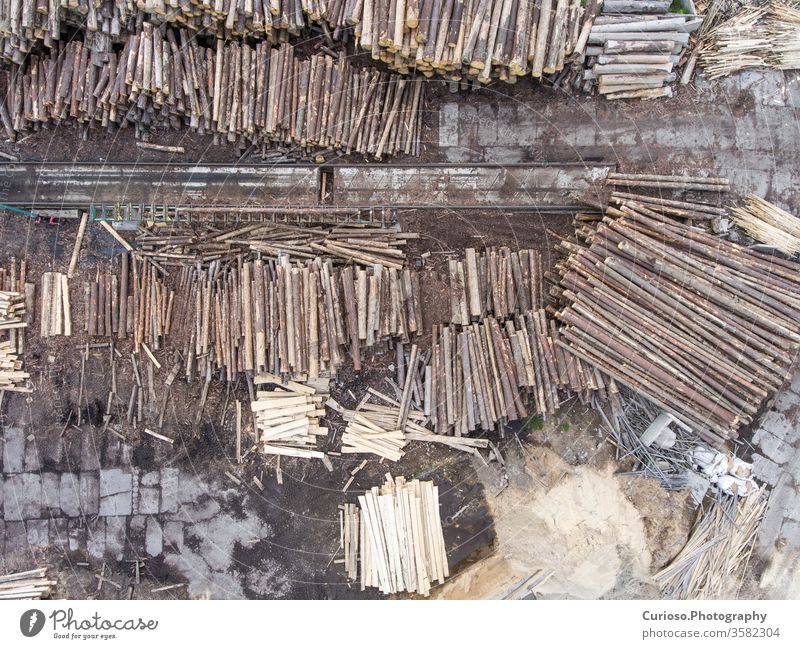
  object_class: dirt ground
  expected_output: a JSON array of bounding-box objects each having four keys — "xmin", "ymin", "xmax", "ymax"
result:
[
  {"xmin": 0, "ymin": 67, "xmax": 778, "ymax": 599},
  {"xmin": 0, "ymin": 181, "xmax": 698, "ymax": 601}
]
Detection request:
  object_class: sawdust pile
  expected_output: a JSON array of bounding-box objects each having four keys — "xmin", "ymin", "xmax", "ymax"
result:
[{"xmin": 437, "ymin": 448, "xmax": 691, "ymax": 599}]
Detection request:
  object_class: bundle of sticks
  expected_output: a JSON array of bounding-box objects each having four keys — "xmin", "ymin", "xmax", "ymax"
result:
[
  {"xmin": 252, "ymin": 373, "xmax": 329, "ymax": 459},
  {"xmin": 0, "ymin": 34, "xmax": 424, "ymax": 159},
  {"xmin": 732, "ymin": 195, "xmax": 800, "ymax": 256},
  {"xmin": 39, "ymin": 271, "xmax": 71, "ymax": 337},
  {"xmin": 448, "ymin": 247, "xmax": 544, "ymax": 325},
  {"xmin": 342, "ymin": 474, "xmax": 449, "ymax": 596},
  {"xmin": 699, "ymin": 2, "xmax": 800, "ymax": 79},
  {"xmin": 82, "ymin": 254, "xmax": 175, "ymax": 351},
  {"xmin": 0, "ymin": 567, "xmax": 56, "ymax": 599},
  {"xmin": 173, "ymin": 254, "xmax": 424, "ymax": 383},
  {"xmin": 554, "ymin": 205, "xmax": 800, "ymax": 446},
  {"xmin": 136, "ymin": 222, "xmax": 416, "ymax": 269},
  {"xmin": 580, "ymin": 3, "xmax": 703, "ymax": 99},
  {"xmin": 654, "ymin": 491, "xmax": 767, "ymax": 599},
  {"xmin": 333, "ymin": 386, "xmax": 489, "ymax": 461}
]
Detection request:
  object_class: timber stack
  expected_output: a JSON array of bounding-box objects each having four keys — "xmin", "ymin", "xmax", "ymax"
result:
[
  {"xmin": 39, "ymin": 271, "xmax": 72, "ymax": 338},
  {"xmin": 553, "ymin": 201, "xmax": 800, "ymax": 447},
  {"xmin": 342, "ymin": 474, "xmax": 449, "ymax": 596},
  {"xmin": 0, "ymin": 567, "xmax": 56, "ymax": 599},
  {"xmin": 322, "ymin": 0, "xmax": 589, "ymax": 83},
  {"xmin": 573, "ymin": 0, "xmax": 703, "ymax": 99},
  {"xmin": 332, "ymin": 387, "xmax": 490, "ymax": 461},
  {"xmin": 0, "ymin": 35, "xmax": 424, "ymax": 158},
  {"xmin": 80, "ymin": 253, "xmax": 175, "ymax": 352},
  {"xmin": 173, "ymin": 254, "xmax": 425, "ymax": 383},
  {"xmin": 0, "ymin": 2, "xmax": 595, "ymax": 85},
  {"xmin": 252, "ymin": 373, "xmax": 330, "ymax": 460}
]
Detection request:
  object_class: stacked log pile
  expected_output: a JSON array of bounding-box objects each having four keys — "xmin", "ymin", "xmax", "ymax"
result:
[
  {"xmin": 699, "ymin": 2, "xmax": 800, "ymax": 79},
  {"xmin": 0, "ymin": 1, "xmax": 305, "ymax": 63},
  {"xmin": 252, "ymin": 372, "xmax": 329, "ymax": 459},
  {"xmin": 0, "ymin": 2, "xmax": 595, "ymax": 86},
  {"xmin": 0, "ymin": 36, "xmax": 423, "ymax": 158},
  {"xmin": 342, "ymin": 474, "xmax": 448, "ymax": 596},
  {"xmin": 423, "ymin": 311, "xmax": 609, "ymax": 435},
  {"xmin": 173, "ymin": 254, "xmax": 424, "ymax": 383},
  {"xmin": 325, "ymin": 0, "xmax": 589, "ymax": 83},
  {"xmin": 81, "ymin": 254, "xmax": 175, "ymax": 351},
  {"xmin": 732, "ymin": 195, "xmax": 800, "ymax": 256},
  {"xmin": 136, "ymin": 222, "xmax": 416, "ymax": 269},
  {"xmin": 447, "ymin": 247, "xmax": 544, "ymax": 325},
  {"xmin": 604, "ymin": 171, "xmax": 731, "ymax": 231},
  {"xmin": 553, "ymin": 205, "xmax": 800, "ymax": 447},
  {"xmin": 580, "ymin": 2, "xmax": 703, "ymax": 99}
]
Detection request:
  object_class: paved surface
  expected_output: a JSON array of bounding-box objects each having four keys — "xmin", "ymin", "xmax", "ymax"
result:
[
  {"xmin": 331, "ymin": 164, "xmax": 613, "ymax": 207},
  {"xmin": 748, "ymin": 374, "xmax": 800, "ymax": 598},
  {"xmin": 438, "ymin": 71, "xmax": 800, "ymax": 210},
  {"xmin": 0, "ymin": 425, "xmax": 293, "ymax": 598}
]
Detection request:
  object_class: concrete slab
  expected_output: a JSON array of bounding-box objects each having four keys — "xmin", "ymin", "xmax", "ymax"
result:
[
  {"xmin": 60, "ymin": 473, "xmax": 81, "ymax": 517},
  {"xmin": 3, "ymin": 473, "xmax": 42, "ymax": 521},
  {"xmin": 99, "ymin": 468, "xmax": 133, "ymax": 516},
  {"xmin": 137, "ymin": 486, "xmax": 160, "ymax": 516},
  {"xmin": 146, "ymin": 517, "xmax": 163, "ymax": 557},
  {"xmin": 160, "ymin": 468, "xmax": 179, "ymax": 513},
  {"xmin": 79, "ymin": 472, "xmax": 100, "ymax": 516},
  {"xmin": 105, "ymin": 516, "xmax": 126, "ymax": 561},
  {"xmin": 2, "ymin": 426, "xmax": 25, "ymax": 474},
  {"xmin": 164, "ymin": 521, "xmax": 184, "ymax": 553},
  {"xmin": 752, "ymin": 453, "xmax": 783, "ymax": 487},
  {"xmin": 26, "ymin": 519, "xmax": 49, "ymax": 547},
  {"xmin": 41, "ymin": 472, "xmax": 62, "ymax": 515}
]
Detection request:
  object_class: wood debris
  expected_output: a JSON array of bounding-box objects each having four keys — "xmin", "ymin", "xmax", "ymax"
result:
[
  {"xmin": 699, "ymin": 2, "xmax": 800, "ymax": 79},
  {"xmin": 732, "ymin": 195, "xmax": 800, "ymax": 256},
  {"xmin": 654, "ymin": 490, "xmax": 767, "ymax": 598},
  {"xmin": 343, "ymin": 474, "xmax": 449, "ymax": 596},
  {"xmin": 136, "ymin": 222, "xmax": 416, "ymax": 270}
]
